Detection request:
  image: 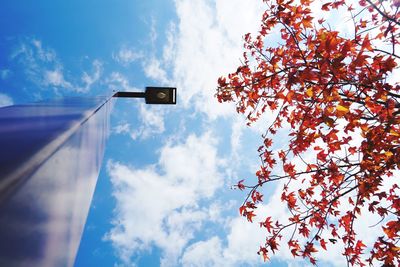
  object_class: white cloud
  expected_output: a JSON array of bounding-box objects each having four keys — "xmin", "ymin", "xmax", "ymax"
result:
[
  {"xmin": 11, "ymin": 38, "xmax": 59, "ymax": 87},
  {"xmin": 180, "ymin": 237, "xmax": 224, "ymax": 266},
  {"xmin": 105, "ymin": 132, "xmax": 224, "ymax": 266},
  {"xmin": 178, "ymin": 182, "xmax": 282, "ymax": 267},
  {"xmin": 230, "ymin": 117, "xmax": 246, "ymax": 161},
  {"xmin": 223, "ymin": 216, "xmax": 266, "ymax": 264},
  {"xmin": 143, "ymin": 57, "xmax": 170, "ymax": 85},
  {"xmin": 77, "ymin": 60, "xmax": 103, "ymax": 93},
  {"xmin": 43, "ymin": 68, "xmax": 72, "ymax": 89},
  {"xmin": 106, "ymin": 72, "xmax": 138, "ymax": 92},
  {"xmin": 113, "ymin": 122, "xmax": 130, "ymax": 135},
  {"xmin": 113, "ymin": 47, "xmax": 143, "ymax": 65},
  {"xmin": 180, "ymin": 212, "xmax": 284, "ymax": 267},
  {"xmin": 162, "ymin": 23, "xmax": 177, "ymax": 65},
  {"xmin": 129, "ymin": 103, "xmax": 166, "ymax": 140},
  {"xmin": 149, "ymin": 16, "xmax": 158, "ymax": 46},
  {"xmin": 42, "ymin": 59, "xmax": 102, "ymax": 93},
  {"xmin": 11, "ymin": 38, "xmax": 102, "ymax": 94},
  {"xmin": 0, "ymin": 93, "xmax": 13, "ymax": 107},
  {"xmin": 11, "ymin": 38, "xmax": 56, "ymax": 64},
  {"xmin": 31, "ymin": 39, "xmax": 57, "ymax": 62}
]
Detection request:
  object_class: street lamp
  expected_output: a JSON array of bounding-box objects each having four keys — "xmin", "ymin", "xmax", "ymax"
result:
[{"xmin": 114, "ymin": 86, "xmax": 177, "ymax": 105}]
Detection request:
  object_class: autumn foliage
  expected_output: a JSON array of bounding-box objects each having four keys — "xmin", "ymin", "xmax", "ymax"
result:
[{"xmin": 216, "ymin": 0, "xmax": 400, "ymax": 265}]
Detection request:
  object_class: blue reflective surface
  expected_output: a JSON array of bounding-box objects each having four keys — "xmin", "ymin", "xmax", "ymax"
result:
[{"xmin": 0, "ymin": 97, "xmax": 113, "ymax": 267}]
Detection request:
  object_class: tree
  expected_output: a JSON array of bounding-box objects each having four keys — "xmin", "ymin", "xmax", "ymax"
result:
[{"xmin": 216, "ymin": 0, "xmax": 400, "ymax": 265}]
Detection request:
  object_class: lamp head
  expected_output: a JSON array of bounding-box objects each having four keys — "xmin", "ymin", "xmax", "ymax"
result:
[{"xmin": 145, "ymin": 87, "xmax": 176, "ymax": 105}]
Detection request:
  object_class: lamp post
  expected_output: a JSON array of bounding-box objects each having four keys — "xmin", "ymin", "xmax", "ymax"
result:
[
  {"xmin": 114, "ymin": 86, "xmax": 177, "ymax": 105},
  {"xmin": 0, "ymin": 87, "xmax": 176, "ymax": 267}
]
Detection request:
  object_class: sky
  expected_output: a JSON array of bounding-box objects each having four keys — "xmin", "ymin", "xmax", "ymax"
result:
[{"xmin": 0, "ymin": 0, "xmax": 382, "ymax": 266}]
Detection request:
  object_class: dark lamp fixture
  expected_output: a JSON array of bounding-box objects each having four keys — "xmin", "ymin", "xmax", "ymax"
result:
[
  {"xmin": 145, "ymin": 87, "xmax": 176, "ymax": 104},
  {"xmin": 114, "ymin": 87, "xmax": 176, "ymax": 105}
]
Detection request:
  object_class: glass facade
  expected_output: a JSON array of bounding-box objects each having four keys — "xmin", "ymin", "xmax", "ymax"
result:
[{"xmin": 0, "ymin": 96, "xmax": 113, "ymax": 267}]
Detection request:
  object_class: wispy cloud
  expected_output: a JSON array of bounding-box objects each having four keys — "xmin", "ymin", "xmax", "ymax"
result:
[
  {"xmin": 10, "ymin": 38, "xmax": 102, "ymax": 94},
  {"xmin": 113, "ymin": 47, "xmax": 143, "ymax": 66},
  {"xmin": 76, "ymin": 60, "xmax": 103, "ymax": 93},
  {"xmin": 31, "ymin": 39, "xmax": 57, "ymax": 62},
  {"xmin": 149, "ymin": 16, "xmax": 158, "ymax": 46},
  {"xmin": 180, "ymin": 236, "xmax": 225, "ymax": 266},
  {"xmin": 112, "ymin": 105, "xmax": 166, "ymax": 140},
  {"xmin": 43, "ymin": 68, "xmax": 72, "ymax": 89},
  {"xmin": 129, "ymin": 103, "xmax": 166, "ymax": 140},
  {"xmin": 11, "ymin": 38, "xmax": 60, "ymax": 88},
  {"xmin": 105, "ymin": 72, "xmax": 138, "ymax": 92},
  {"xmin": 143, "ymin": 57, "xmax": 170, "ymax": 85},
  {"xmin": 113, "ymin": 122, "xmax": 130, "ymax": 135}
]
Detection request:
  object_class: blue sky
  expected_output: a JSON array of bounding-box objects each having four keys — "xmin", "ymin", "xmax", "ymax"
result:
[{"xmin": 0, "ymin": 1, "xmax": 354, "ymax": 266}]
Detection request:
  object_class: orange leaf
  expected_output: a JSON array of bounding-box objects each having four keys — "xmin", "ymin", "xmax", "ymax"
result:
[
  {"xmin": 305, "ymin": 87, "xmax": 313, "ymax": 97},
  {"xmin": 390, "ymin": 130, "xmax": 400, "ymax": 137},
  {"xmin": 336, "ymin": 104, "xmax": 349, "ymax": 112},
  {"xmin": 361, "ymin": 34, "xmax": 373, "ymax": 51},
  {"xmin": 246, "ymin": 211, "xmax": 256, "ymax": 222}
]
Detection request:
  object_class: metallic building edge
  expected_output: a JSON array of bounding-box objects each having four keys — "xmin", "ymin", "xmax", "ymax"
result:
[{"xmin": 0, "ymin": 97, "xmax": 113, "ymax": 267}]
